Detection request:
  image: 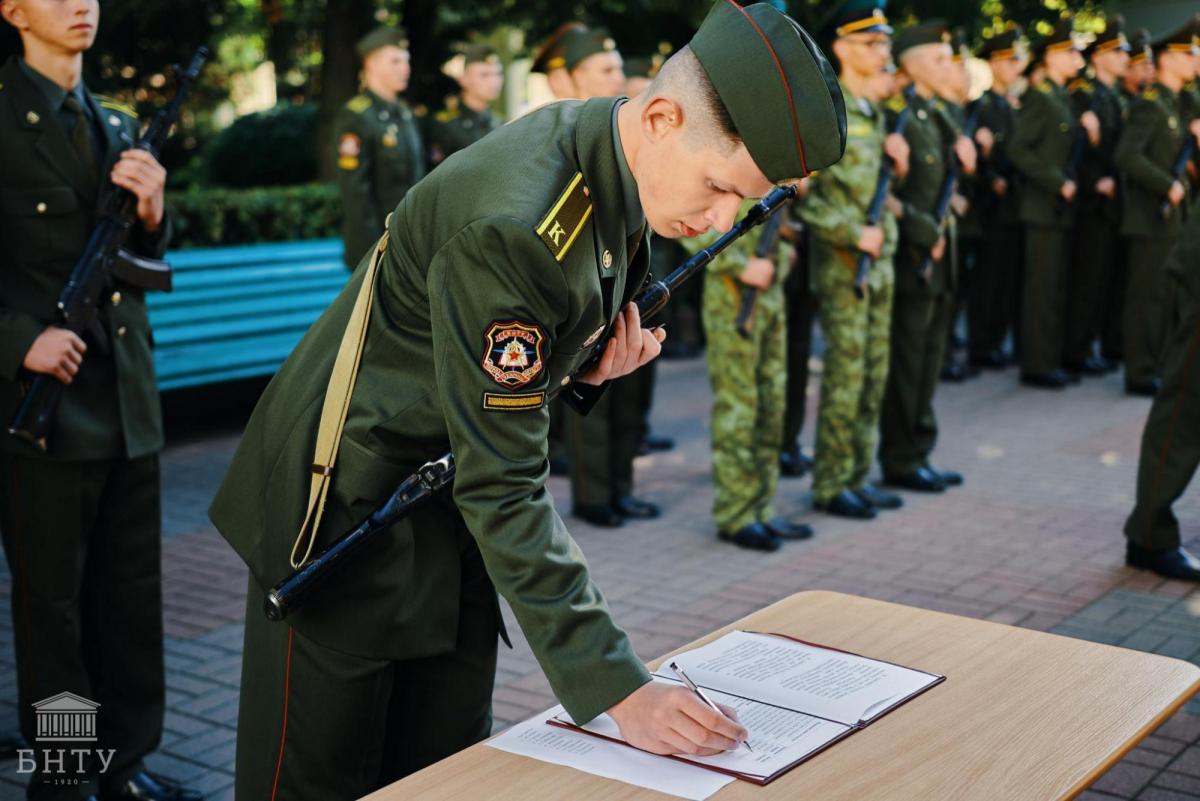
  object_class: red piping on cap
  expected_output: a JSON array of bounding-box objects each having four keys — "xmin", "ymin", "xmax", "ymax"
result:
[{"xmin": 727, "ymin": 0, "xmax": 809, "ymax": 176}]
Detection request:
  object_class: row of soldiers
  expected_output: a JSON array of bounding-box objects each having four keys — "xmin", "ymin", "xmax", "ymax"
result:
[{"xmin": 687, "ymin": 1, "xmax": 1200, "ymax": 552}]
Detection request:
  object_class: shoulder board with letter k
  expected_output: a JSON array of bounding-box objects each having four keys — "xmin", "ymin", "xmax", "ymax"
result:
[{"xmin": 536, "ymin": 172, "xmax": 592, "ymax": 263}]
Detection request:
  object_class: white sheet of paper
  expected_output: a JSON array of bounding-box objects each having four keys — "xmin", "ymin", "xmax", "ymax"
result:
[
  {"xmin": 487, "ymin": 706, "xmax": 735, "ymax": 801},
  {"xmin": 557, "ymin": 676, "xmax": 850, "ymax": 779},
  {"xmin": 665, "ymin": 630, "xmax": 938, "ymax": 725}
]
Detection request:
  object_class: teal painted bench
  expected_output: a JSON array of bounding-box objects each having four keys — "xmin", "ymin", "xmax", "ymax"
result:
[{"xmin": 148, "ymin": 239, "xmax": 348, "ymax": 391}]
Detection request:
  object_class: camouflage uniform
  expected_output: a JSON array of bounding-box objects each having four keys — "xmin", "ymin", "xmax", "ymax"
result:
[
  {"xmin": 690, "ymin": 207, "xmax": 792, "ymax": 534},
  {"xmin": 799, "ymin": 83, "xmax": 897, "ymax": 503}
]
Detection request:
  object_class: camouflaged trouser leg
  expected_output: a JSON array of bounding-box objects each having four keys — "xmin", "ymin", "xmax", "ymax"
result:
[{"xmin": 703, "ymin": 272, "xmax": 786, "ymax": 533}]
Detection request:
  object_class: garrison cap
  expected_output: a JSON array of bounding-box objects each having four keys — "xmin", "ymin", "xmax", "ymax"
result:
[
  {"xmin": 622, "ymin": 56, "xmax": 658, "ymax": 79},
  {"xmin": 1129, "ymin": 27, "xmax": 1153, "ymax": 64},
  {"xmin": 562, "ymin": 27, "xmax": 619, "ymax": 72},
  {"xmin": 530, "ymin": 22, "xmax": 587, "ymax": 74},
  {"xmin": 690, "ymin": 0, "xmax": 846, "ymax": 182},
  {"xmin": 827, "ymin": 0, "xmax": 892, "ymax": 39},
  {"xmin": 356, "ymin": 26, "xmax": 409, "ymax": 60},
  {"xmin": 1088, "ymin": 15, "xmax": 1130, "ymax": 57},
  {"xmin": 977, "ymin": 23, "xmax": 1024, "ymax": 60},
  {"xmin": 1035, "ymin": 16, "xmax": 1081, "ymax": 61},
  {"xmin": 893, "ymin": 20, "xmax": 951, "ymax": 59},
  {"xmin": 463, "ymin": 44, "xmax": 500, "ymax": 66},
  {"xmin": 1153, "ymin": 14, "xmax": 1200, "ymax": 56}
]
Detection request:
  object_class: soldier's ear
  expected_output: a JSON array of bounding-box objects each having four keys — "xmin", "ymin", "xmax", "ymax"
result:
[
  {"xmin": 641, "ymin": 95, "xmax": 685, "ymax": 143},
  {"xmin": 0, "ymin": 0, "xmax": 26, "ymax": 31}
]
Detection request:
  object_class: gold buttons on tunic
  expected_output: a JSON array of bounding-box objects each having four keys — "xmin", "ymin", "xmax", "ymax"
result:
[
  {"xmin": 561, "ymin": 377, "xmax": 571, "ymax": 386},
  {"xmin": 116, "ymin": 326, "xmax": 128, "ymax": 338},
  {"xmin": 26, "ymin": 110, "xmax": 39, "ymax": 124},
  {"xmin": 36, "ymin": 202, "xmax": 47, "ymax": 214},
  {"xmin": 110, "ymin": 291, "xmax": 122, "ymax": 307}
]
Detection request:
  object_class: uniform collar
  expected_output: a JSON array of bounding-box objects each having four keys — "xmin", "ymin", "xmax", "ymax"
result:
[
  {"xmin": 18, "ymin": 57, "xmax": 90, "ymax": 117},
  {"xmin": 839, "ymin": 80, "xmax": 875, "ymax": 118},
  {"xmin": 610, "ymin": 99, "xmax": 644, "ymax": 234}
]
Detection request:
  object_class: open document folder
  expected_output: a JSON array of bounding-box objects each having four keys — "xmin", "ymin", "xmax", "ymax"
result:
[{"xmin": 550, "ymin": 630, "xmax": 944, "ymax": 785}]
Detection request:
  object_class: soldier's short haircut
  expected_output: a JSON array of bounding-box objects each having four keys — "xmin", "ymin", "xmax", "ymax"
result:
[{"xmin": 645, "ymin": 46, "xmax": 741, "ymax": 152}]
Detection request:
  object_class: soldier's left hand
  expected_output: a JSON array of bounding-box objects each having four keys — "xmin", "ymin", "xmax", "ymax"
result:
[
  {"xmin": 884, "ymin": 133, "xmax": 909, "ymax": 179},
  {"xmin": 577, "ymin": 303, "xmax": 666, "ymax": 385},
  {"xmin": 953, "ymin": 135, "xmax": 977, "ymax": 176},
  {"xmin": 111, "ymin": 149, "xmax": 167, "ymax": 232},
  {"xmin": 1080, "ymin": 111, "xmax": 1101, "ymax": 146},
  {"xmin": 1094, "ymin": 177, "xmax": 1116, "ymax": 198},
  {"xmin": 1191, "ymin": 118, "xmax": 1200, "ymax": 147},
  {"xmin": 973, "ymin": 126, "xmax": 994, "ymax": 159},
  {"xmin": 949, "ymin": 193, "xmax": 969, "ymax": 217}
]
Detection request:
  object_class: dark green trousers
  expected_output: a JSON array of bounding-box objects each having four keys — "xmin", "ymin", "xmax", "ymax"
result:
[
  {"xmin": 235, "ymin": 546, "xmax": 499, "ymax": 801},
  {"xmin": 1102, "ymin": 248, "xmax": 1129, "ymax": 361},
  {"xmin": 1124, "ymin": 237, "xmax": 1176, "ymax": 387},
  {"xmin": 1123, "ymin": 299, "xmax": 1200, "ymax": 550},
  {"xmin": 781, "ymin": 252, "xmax": 815, "ymax": 449},
  {"xmin": 967, "ymin": 221, "xmax": 1021, "ymax": 358},
  {"xmin": 0, "ymin": 453, "xmax": 163, "ymax": 801},
  {"xmin": 567, "ymin": 374, "xmax": 643, "ymax": 507},
  {"xmin": 1065, "ymin": 207, "xmax": 1120, "ymax": 364},
  {"xmin": 879, "ymin": 289, "xmax": 952, "ymax": 476},
  {"xmin": 1020, "ymin": 225, "xmax": 1070, "ymax": 377}
]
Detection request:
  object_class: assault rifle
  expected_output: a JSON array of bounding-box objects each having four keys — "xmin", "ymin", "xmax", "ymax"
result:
[
  {"xmin": 854, "ymin": 85, "xmax": 916, "ymax": 299},
  {"xmin": 918, "ymin": 100, "xmax": 981, "ymax": 285},
  {"xmin": 733, "ymin": 206, "xmax": 787, "ymax": 338}
]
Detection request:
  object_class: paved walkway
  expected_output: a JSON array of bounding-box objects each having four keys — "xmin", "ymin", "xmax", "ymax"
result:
[{"xmin": 1, "ymin": 355, "xmax": 1197, "ymax": 801}]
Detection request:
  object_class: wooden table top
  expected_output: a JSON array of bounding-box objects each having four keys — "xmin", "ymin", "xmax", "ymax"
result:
[{"xmin": 365, "ymin": 591, "xmax": 1200, "ymax": 801}]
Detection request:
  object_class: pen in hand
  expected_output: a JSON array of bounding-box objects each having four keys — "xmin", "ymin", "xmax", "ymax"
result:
[{"xmin": 668, "ymin": 661, "xmax": 754, "ymax": 753}]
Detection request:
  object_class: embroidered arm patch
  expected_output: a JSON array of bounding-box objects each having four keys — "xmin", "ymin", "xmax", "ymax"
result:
[{"xmin": 481, "ymin": 320, "xmax": 547, "ymax": 389}]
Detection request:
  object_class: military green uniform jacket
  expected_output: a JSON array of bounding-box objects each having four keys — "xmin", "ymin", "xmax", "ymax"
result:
[
  {"xmin": 886, "ymin": 91, "xmax": 953, "ymax": 293},
  {"xmin": 425, "ymin": 100, "xmax": 501, "ymax": 167},
  {"xmin": 333, "ymin": 89, "xmax": 425, "ymax": 267},
  {"xmin": 1117, "ymin": 83, "xmax": 1189, "ymax": 239},
  {"xmin": 1070, "ymin": 77, "xmax": 1124, "ymax": 223},
  {"xmin": 211, "ymin": 97, "xmax": 653, "ymax": 725},
  {"xmin": 0, "ymin": 57, "xmax": 169, "ymax": 460},
  {"xmin": 972, "ymin": 89, "xmax": 1020, "ymax": 224},
  {"xmin": 1010, "ymin": 79, "xmax": 1079, "ymax": 230},
  {"xmin": 799, "ymin": 82, "xmax": 898, "ymax": 269}
]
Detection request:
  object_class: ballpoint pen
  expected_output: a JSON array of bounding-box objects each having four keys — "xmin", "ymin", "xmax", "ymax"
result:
[{"xmin": 668, "ymin": 661, "xmax": 754, "ymax": 753}]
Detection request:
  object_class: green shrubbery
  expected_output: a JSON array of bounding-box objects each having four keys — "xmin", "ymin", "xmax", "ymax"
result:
[
  {"xmin": 206, "ymin": 103, "xmax": 320, "ymax": 188},
  {"xmin": 167, "ymin": 183, "xmax": 341, "ymax": 249}
]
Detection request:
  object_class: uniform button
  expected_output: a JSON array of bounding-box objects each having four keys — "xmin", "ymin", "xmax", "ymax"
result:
[
  {"xmin": 116, "ymin": 326, "xmax": 127, "ymax": 338},
  {"xmin": 925, "ymin": 154, "xmax": 935, "ymax": 164},
  {"xmin": 1059, "ymin": 122, "xmax": 1069, "ymax": 132},
  {"xmin": 560, "ymin": 377, "xmax": 571, "ymax": 386},
  {"xmin": 110, "ymin": 291, "xmax": 122, "ymax": 306},
  {"xmin": 36, "ymin": 202, "xmax": 47, "ymax": 214}
]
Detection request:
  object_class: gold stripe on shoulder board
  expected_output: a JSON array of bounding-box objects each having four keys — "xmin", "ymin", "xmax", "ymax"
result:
[{"xmin": 536, "ymin": 172, "xmax": 593, "ymax": 263}]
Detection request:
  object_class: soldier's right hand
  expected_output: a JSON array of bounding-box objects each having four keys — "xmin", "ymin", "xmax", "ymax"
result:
[
  {"xmin": 739, "ymin": 256, "xmax": 775, "ymax": 290},
  {"xmin": 1080, "ymin": 111, "xmax": 1101, "ymax": 146},
  {"xmin": 1060, "ymin": 180, "xmax": 1077, "ymax": 203},
  {"xmin": 857, "ymin": 225, "xmax": 884, "ymax": 259},
  {"xmin": 24, "ymin": 327, "xmax": 87, "ymax": 385},
  {"xmin": 931, "ymin": 236, "xmax": 946, "ymax": 263},
  {"xmin": 607, "ymin": 681, "xmax": 748, "ymax": 756},
  {"xmin": 1168, "ymin": 181, "xmax": 1186, "ymax": 207}
]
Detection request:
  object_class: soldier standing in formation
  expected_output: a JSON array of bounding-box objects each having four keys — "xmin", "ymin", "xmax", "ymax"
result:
[
  {"xmin": 333, "ymin": 27, "xmax": 425, "ymax": 270},
  {"xmin": 1064, "ymin": 17, "xmax": 1129, "ymax": 377},
  {"xmin": 967, "ymin": 26, "xmax": 1025, "ymax": 370},
  {"xmin": 802, "ymin": 0, "xmax": 907, "ymax": 519},
  {"xmin": 209, "ymin": 3, "xmax": 846, "ymax": 797},
  {"xmin": 690, "ymin": 202, "xmax": 814, "ymax": 551},
  {"xmin": 425, "ymin": 44, "xmax": 504, "ymax": 168},
  {"xmin": 878, "ymin": 22, "xmax": 969, "ymax": 494},
  {"xmin": 1115, "ymin": 17, "xmax": 1200, "ymax": 397},
  {"xmin": 1123, "ymin": 206, "xmax": 1200, "ymax": 582},
  {"xmin": 1009, "ymin": 17, "xmax": 1085, "ymax": 390},
  {"xmin": 0, "ymin": 0, "xmax": 199, "ymax": 799}
]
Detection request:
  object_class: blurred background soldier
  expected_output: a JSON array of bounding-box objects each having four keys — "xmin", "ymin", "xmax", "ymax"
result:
[
  {"xmin": 1108, "ymin": 28, "xmax": 1157, "ymax": 367},
  {"xmin": 802, "ymin": 0, "xmax": 906, "ymax": 519},
  {"xmin": 560, "ymin": 25, "xmax": 626, "ymax": 99},
  {"xmin": 1009, "ymin": 16, "xmax": 1085, "ymax": 390},
  {"xmin": 530, "ymin": 21, "xmax": 587, "ymax": 101},
  {"xmin": 426, "ymin": 44, "xmax": 504, "ymax": 168},
  {"xmin": 968, "ymin": 25, "xmax": 1026, "ymax": 370},
  {"xmin": 938, "ymin": 27, "xmax": 980, "ymax": 384},
  {"xmin": 333, "ymin": 26, "xmax": 424, "ymax": 270},
  {"xmin": 1064, "ymin": 16, "xmax": 1130, "ymax": 377},
  {"xmin": 1115, "ymin": 16, "xmax": 1200, "ymax": 397},
  {"xmin": 690, "ymin": 204, "xmax": 814, "ymax": 551},
  {"xmin": 878, "ymin": 22, "xmax": 969, "ymax": 494}
]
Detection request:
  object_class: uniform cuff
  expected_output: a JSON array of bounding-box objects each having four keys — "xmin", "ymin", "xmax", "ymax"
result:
[{"xmin": 561, "ymin": 379, "xmax": 607, "ymax": 415}]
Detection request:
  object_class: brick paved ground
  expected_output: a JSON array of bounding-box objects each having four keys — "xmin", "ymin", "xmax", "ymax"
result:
[{"xmin": 0, "ymin": 355, "xmax": 1197, "ymax": 800}]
